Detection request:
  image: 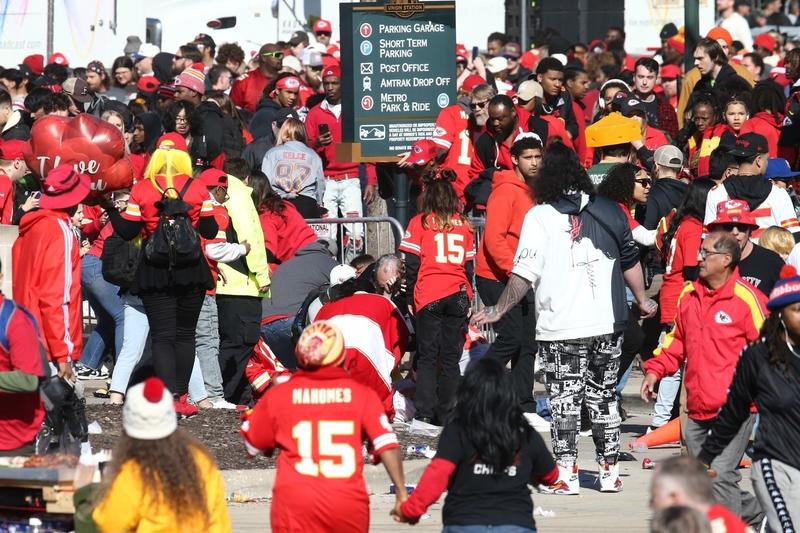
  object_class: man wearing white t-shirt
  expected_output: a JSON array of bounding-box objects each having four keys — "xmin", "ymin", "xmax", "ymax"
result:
[{"xmin": 717, "ymin": 0, "xmax": 753, "ymax": 51}]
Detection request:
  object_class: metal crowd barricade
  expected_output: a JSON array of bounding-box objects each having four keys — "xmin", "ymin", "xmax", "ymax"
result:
[
  {"xmin": 468, "ymin": 216, "xmax": 495, "ymax": 342},
  {"xmin": 305, "ymin": 216, "xmax": 405, "ymax": 264}
]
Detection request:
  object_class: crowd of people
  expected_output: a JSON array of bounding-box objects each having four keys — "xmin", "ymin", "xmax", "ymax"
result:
[{"xmin": 1, "ymin": 1, "xmax": 800, "ymax": 531}]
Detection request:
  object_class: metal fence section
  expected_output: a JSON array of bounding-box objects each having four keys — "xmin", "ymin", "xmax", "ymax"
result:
[
  {"xmin": 468, "ymin": 217, "xmax": 496, "ymax": 343},
  {"xmin": 305, "ymin": 216, "xmax": 406, "ymax": 264}
]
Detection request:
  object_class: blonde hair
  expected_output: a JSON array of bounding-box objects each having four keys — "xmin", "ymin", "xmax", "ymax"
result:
[
  {"xmin": 143, "ymin": 147, "xmax": 193, "ymax": 197},
  {"xmin": 276, "ymin": 118, "xmax": 307, "ymax": 146},
  {"xmin": 759, "ymin": 226, "xmax": 794, "ymax": 259}
]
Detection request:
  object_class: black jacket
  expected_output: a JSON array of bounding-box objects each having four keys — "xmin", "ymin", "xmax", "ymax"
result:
[
  {"xmin": 636, "ymin": 178, "xmax": 688, "ymax": 230},
  {"xmin": 191, "ymin": 101, "xmax": 244, "ymax": 167},
  {"xmin": 699, "ymin": 339, "xmax": 800, "ymax": 471}
]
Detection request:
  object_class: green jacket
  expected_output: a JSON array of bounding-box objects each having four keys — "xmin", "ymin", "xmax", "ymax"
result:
[{"xmin": 216, "ymin": 175, "xmax": 271, "ymax": 296}]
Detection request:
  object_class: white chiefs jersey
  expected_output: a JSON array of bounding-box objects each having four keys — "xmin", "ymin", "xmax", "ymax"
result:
[{"xmin": 705, "ymin": 183, "xmax": 800, "ymax": 240}]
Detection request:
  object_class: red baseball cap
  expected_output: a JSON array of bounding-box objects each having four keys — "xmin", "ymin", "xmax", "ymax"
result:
[
  {"xmin": 156, "ymin": 132, "xmax": 188, "ymax": 153},
  {"xmin": 708, "ymin": 199, "xmax": 758, "ymax": 229},
  {"xmin": 39, "ymin": 165, "xmax": 91, "ymax": 210},
  {"xmin": 666, "ymin": 37, "xmax": 685, "ymax": 55},
  {"xmin": 48, "ymin": 52, "xmax": 69, "ymax": 67},
  {"xmin": 274, "ymin": 75, "xmax": 302, "ymax": 92},
  {"xmin": 660, "ymin": 64, "xmax": 681, "ymax": 80},
  {"xmin": 0, "ymin": 139, "xmax": 32, "ymax": 161},
  {"xmin": 456, "ymin": 43, "xmax": 469, "ymax": 63},
  {"xmin": 137, "ymin": 75, "xmax": 160, "ymax": 94},
  {"xmin": 321, "ymin": 65, "xmax": 340, "ymax": 79},
  {"xmin": 198, "ymin": 168, "xmax": 228, "ymax": 188},
  {"xmin": 22, "ymin": 54, "xmax": 44, "ymax": 76},
  {"xmin": 461, "ymin": 74, "xmax": 486, "ymax": 93},
  {"xmin": 408, "ymin": 139, "xmax": 443, "ymax": 166},
  {"xmin": 313, "ymin": 19, "xmax": 332, "ymax": 34},
  {"xmin": 754, "ymin": 32, "xmax": 777, "ymax": 53}
]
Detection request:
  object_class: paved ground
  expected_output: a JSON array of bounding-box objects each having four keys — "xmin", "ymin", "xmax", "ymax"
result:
[{"xmin": 221, "ymin": 402, "xmax": 748, "ymax": 532}]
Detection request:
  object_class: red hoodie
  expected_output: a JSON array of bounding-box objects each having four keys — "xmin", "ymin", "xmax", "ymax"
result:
[
  {"xmin": 259, "ymin": 201, "xmax": 317, "ymax": 271},
  {"xmin": 305, "ymin": 100, "xmax": 376, "ymax": 184},
  {"xmin": 740, "ymin": 111, "xmax": 782, "ymax": 157},
  {"xmin": 12, "ymin": 209, "xmax": 82, "ymax": 364},
  {"xmin": 475, "ymin": 169, "xmax": 535, "ymax": 282}
]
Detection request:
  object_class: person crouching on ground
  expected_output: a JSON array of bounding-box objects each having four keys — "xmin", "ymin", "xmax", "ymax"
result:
[
  {"xmin": 92, "ymin": 377, "xmax": 230, "ymax": 532},
  {"xmin": 241, "ymin": 321, "xmax": 407, "ymax": 532}
]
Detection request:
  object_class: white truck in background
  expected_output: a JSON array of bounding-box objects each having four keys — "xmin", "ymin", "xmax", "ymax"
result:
[
  {"xmin": 0, "ymin": 0, "xmax": 145, "ymax": 68},
  {"xmin": 0, "ymin": 0, "xmax": 504, "ymax": 69}
]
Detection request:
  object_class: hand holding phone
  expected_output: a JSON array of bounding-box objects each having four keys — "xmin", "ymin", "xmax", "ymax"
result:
[{"xmin": 317, "ymin": 123, "xmax": 333, "ymax": 147}]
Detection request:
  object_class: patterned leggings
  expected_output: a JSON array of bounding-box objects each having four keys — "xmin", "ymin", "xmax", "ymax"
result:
[{"xmin": 540, "ymin": 333, "xmax": 622, "ymax": 467}]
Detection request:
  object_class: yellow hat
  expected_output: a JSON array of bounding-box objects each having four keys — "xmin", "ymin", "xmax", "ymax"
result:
[
  {"xmin": 585, "ymin": 112, "xmax": 642, "ymax": 148},
  {"xmin": 295, "ymin": 321, "xmax": 346, "ymax": 369}
]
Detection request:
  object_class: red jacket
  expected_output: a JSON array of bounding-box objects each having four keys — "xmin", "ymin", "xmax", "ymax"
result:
[
  {"xmin": 259, "ymin": 201, "xmax": 317, "ymax": 271},
  {"xmin": 230, "ymin": 68, "xmax": 272, "ymax": 114},
  {"xmin": 305, "ymin": 100, "xmax": 376, "ymax": 184},
  {"xmin": 740, "ymin": 111, "xmax": 782, "ymax": 157},
  {"xmin": 644, "ymin": 126, "xmax": 669, "ymax": 151},
  {"xmin": 659, "ymin": 216, "xmax": 703, "ymax": 324},
  {"xmin": 475, "ymin": 169, "xmax": 535, "ymax": 282},
  {"xmin": 644, "ymin": 271, "xmax": 766, "ymax": 420},
  {"xmin": 0, "ymin": 293, "xmax": 47, "ymax": 451},
  {"xmin": 12, "ymin": 209, "xmax": 82, "ymax": 364},
  {"xmin": 0, "ymin": 172, "xmax": 13, "ymax": 225}
]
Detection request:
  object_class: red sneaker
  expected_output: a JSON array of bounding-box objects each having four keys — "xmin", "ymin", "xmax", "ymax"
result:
[{"xmin": 174, "ymin": 394, "xmax": 199, "ymax": 419}]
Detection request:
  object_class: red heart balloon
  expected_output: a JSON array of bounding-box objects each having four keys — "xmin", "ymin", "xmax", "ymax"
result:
[{"xmin": 27, "ymin": 114, "xmax": 134, "ymax": 199}]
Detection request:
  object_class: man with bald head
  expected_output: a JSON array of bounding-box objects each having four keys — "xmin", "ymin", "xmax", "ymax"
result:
[{"xmin": 230, "ymin": 43, "xmax": 284, "ymax": 113}]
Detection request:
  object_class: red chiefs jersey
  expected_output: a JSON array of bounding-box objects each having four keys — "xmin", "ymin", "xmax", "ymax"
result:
[
  {"xmin": 431, "ymin": 104, "xmax": 482, "ymax": 199},
  {"xmin": 315, "ymin": 293, "xmax": 410, "ymax": 420},
  {"xmin": 123, "ymin": 175, "xmax": 213, "ymax": 237},
  {"xmin": 399, "ymin": 214, "xmax": 475, "ymax": 309},
  {"xmin": 241, "ymin": 366, "xmax": 399, "ymax": 532}
]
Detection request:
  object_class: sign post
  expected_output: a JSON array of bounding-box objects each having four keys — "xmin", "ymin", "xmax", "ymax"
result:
[{"xmin": 339, "ymin": 0, "xmax": 457, "ymax": 162}]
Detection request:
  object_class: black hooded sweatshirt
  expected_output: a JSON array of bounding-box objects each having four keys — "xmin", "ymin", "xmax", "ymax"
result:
[
  {"xmin": 723, "ymin": 174, "xmax": 772, "ymax": 211},
  {"xmin": 636, "ymin": 178, "xmax": 688, "ymax": 230}
]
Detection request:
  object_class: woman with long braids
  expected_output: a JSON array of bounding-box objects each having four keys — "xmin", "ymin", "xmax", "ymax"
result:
[
  {"xmin": 392, "ymin": 358, "xmax": 558, "ymax": 530},
  {"xmin": 399, "ymin": 167, "xmax": 474, "ymax": 425},
  {"xmin": 699, "ymin": 265, "xmax": 800, "ymax": 530}
]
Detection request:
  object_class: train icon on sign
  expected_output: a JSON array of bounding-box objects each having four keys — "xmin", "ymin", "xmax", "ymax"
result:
[{"xmin": 359, "ymin": 124, "xmax": 385, "ymax": 140}]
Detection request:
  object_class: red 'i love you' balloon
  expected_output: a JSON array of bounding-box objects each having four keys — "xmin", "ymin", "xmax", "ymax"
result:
[{"xmin": 26, "ymin": 114, "xmax": 135, "ymax": 201}]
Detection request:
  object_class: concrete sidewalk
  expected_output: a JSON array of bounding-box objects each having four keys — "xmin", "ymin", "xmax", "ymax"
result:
[{"xmin": 224, "ymin": 410, "xmax": 729, "ymax": 532}]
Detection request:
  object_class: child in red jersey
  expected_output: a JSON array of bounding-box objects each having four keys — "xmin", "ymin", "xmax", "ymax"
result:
[
  {"xmin": 400, "ymin": 167, "xmax": 475, "ymax": 425},
  {"xmin": 240, "ymin": 321, "xmax": 407, "ymax": 533}
]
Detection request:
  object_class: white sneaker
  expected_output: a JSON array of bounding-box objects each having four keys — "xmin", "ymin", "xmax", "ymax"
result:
[
  {"xmin": 538, "ymin": 464, "xmax": 580, "ymax": 495},
  {"xmin": 210, "ymin": 398, "xmax": 239, "ymax": 409},
  {"xmin": 598, "ymin": 461, "xmax": 623, "ymax": 492},
  {"xmin": 523, "ymin": 412, "xmax": 551, "ymax": 432}
]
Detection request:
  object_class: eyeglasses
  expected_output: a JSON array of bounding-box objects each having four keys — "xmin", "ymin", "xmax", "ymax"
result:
[
  {"xmin": 173, "ymin": 55, "xmax": 183, "ymax": 60},
  {"xmin": 261, "ymin": 51, "xmax": 284, "ymax": 59},
  {"xmin": 716, "ymin": 222, "xmax": 752, "ymax": 233},
  {"xmin": 635, "ymin": 178, "xmax": 653, "ymax": 188},
  {"xmin": 470, "ymin": 100, "xmax": 489, "ymax": 110},
  {"xmin": 698, "ymin": 248, "xmax": 728, "ymax": 260},
  {"xmin": 175, "ymin": 115, "xmax": 188, "ymax": 123}
]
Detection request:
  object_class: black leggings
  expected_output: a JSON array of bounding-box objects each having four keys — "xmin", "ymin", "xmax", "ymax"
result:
[{"xmin": 140, "ymin": 286, "xmax": 206, "ymax": 396}]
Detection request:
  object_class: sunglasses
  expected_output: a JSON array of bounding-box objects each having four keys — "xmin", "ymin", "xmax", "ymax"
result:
[
  {"xmin": 716, "ymin": 222, "xmax": 752, "ymax": 233},
  {"xmin": 173, "ymin": 55, "xmax": 183, "ymax": 60},
  {"xmin": 470, "ymin": 100, "xmax": 489, "ymax": 110},
  {"xmin": 315, "ymin": 32, "xmax": 332, "ymax": 37},
  {"xmin": 635, "ymin": 178, "xmax": 653, "ymax": 188},
  {"xmin": 261, "ymin": 51, "xmax": 284, "ymax": 59}
]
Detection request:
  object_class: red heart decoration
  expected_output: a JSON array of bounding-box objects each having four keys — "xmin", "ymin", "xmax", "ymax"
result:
[{"xmin": 27, "ymin": 114, "xmax": 135, "ymax": 200}]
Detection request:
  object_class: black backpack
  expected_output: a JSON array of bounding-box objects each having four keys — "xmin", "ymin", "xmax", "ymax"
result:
[
  {"xmin": 144, "ymin": 179, "xmax": 201, "ymax": 269},
  {"xmin": 102, "ymin": 233, "xmax": 141, "ymax": 289}
]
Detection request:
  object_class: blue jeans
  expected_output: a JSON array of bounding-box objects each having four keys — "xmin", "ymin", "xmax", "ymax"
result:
[
  {"xmin": 261, "ymin": 317, "xmax": 295, "ymax": 370},
  {"xmin": 194, "ymin": 295, "xmax": 223, "ymax": 401},
  {"xmin": 109, "ymin": 294, "xmax": 148, "ymax": 395},
  {"xmin": 443, "ymin": 526, "xmax": 536, "ymax": 533},
  {"xmin": 81, "ymin": 254, "xmax": 124, "ymax": 369},
  {"xmin": 652, "ymin": 369, "xmax": 681, "ymax": 427}
]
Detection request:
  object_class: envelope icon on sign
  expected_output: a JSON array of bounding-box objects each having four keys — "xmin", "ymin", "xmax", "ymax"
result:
[{"xmin": 360, "ymin": 63, "xmax": 373, "ymax": 75}]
